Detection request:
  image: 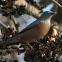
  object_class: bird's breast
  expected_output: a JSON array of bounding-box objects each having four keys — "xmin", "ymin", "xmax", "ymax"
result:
[
  {"xmin": 20, "ymin": 21, "xmax": 51, "ymax": 42},
  {"xmin": 37, "ymin": 21, "xmax": 50, "ymax": 37}
]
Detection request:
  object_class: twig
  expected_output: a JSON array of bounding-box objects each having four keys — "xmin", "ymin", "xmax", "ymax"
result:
[
  {"xmin": 52, "ymin": 0, "xmax": 62, "ymax": 7},
  {"xmin": 0, "ymin": 22, "xmax": 9, "ymax": 35},
  {"xmin": 8, "ymin": 15, "xmax": 20, "ymax": 32},
  {"xmin": 10, "ymin": 15, "xmax": 20, "ymax": 32},
  {"xmin": 0, "ymin": 48, "xmax": 25, "ymax": 55},
  {"xmin": 0, "ymin": 22, "xmax": 8, "ymax": 31},
  {"xmin": 10, "ymin": 15, "xmax": 17, "ymax": 25}
]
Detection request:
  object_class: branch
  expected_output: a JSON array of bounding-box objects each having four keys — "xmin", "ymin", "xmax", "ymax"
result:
[
  {"xmin": 25, "ymin": 0, "xmax": 44, "ymax": 10},
  {"xmin": 0, "ymin": 22, "xmax": 8, "ymax": 31},
  {"xmin": 8, "ymin": 16, "xmax": 17, "ymax": 32},
  {"xmin": 0, "ymin": 48, "xmax": 25, "ymax": 55},
  {"xmin": 15, "ymin": 0, "xmax": 42, "ymax": 18},
  {"xmin": 52, "ymin": 0, "xmax": 62, "ymax": 7},
  {"xmin": 52, "ymin": 0, "xmax": 62, "ymax": 28},
  {"xmin": 0, "ymin": 22, "xmax": 9, "ymax": 35},
  {"xmin": 10, "ymin": 15, "xmax": 20, "ymax": 32}
]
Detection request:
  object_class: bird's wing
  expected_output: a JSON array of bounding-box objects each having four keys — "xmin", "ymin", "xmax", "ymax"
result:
[{"xmin": 19, "ymin": 20, "xmax": 40, "ymax": 33}]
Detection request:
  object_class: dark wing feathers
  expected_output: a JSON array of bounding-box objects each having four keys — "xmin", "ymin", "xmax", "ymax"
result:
[{"xmin": 20, "ymin": 20, "xmax": 40, "ymax": 33}]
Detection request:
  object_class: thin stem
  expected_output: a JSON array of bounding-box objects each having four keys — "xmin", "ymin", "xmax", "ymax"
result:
[{"xmin": 52, "ymin": 0, "xmax": 62, "ymax": 7}]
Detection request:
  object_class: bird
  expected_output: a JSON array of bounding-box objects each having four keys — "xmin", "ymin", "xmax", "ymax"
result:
[
  {"xmin": 1, "ymin": 11, "xmax": 55, "ymax": 48},
  {"xmin": 18, "ymin": 11, "xmax": 54, "ymax": 42}
]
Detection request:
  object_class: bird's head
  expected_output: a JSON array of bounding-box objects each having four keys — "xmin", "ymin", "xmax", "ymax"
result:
[
  {"xmin": 41, "ymin": 11, "xmax": 56, "ymax": 20},
  {"xmin": 44, "ymin": 11, "xmax": 54, "ymax": 15}
]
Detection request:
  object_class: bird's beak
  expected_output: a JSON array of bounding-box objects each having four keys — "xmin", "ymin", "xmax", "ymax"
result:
[
  {"xmin": 50, "ymin": 12, "xmax": 57, "ymax": 15},
  {"xmin": 53, "ymin": 12, "xmax": 57, "ymax": 14}
]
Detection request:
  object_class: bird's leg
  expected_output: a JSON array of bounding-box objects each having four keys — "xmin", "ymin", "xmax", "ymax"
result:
[{"xmin": 26, "ymin": 41, "xmax": 33, "ymax": 50}]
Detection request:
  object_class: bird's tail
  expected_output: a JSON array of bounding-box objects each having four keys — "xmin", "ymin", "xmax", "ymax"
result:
[{"xmin": 2, "ymin": 33, "xmax": 23, "ymax": 47}]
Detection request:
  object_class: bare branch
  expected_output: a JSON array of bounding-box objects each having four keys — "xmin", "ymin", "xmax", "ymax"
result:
[
  {"xmin": 0, "ymin": 22, "xmax": 8, "ymax": 31},
  {"xmin": 0, "ymin": 22, "xmax": 9, "ymax": 35},
  {"xmin": 52, "ymin": 0, "xmax": 62, "ymax": 7},
  {"xmin": 0, "ymin": 48, "xmax": 25, "ymax": 56},
  {"xmin": 15, "ymin": 0, "xmax": 42, "ymax": 18},
  {"xmin": 10, "ymin": 15, "xmax": 20, "ymax": 32},
  {"xmin": 8, "ymin": 16, "xmax": 17, "ymax": 32}
]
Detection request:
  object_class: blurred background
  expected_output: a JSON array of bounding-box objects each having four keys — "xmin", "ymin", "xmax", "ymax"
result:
[{"xmin": 0, "ymin": 0, "xmax": 62, "ymax": 62}]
